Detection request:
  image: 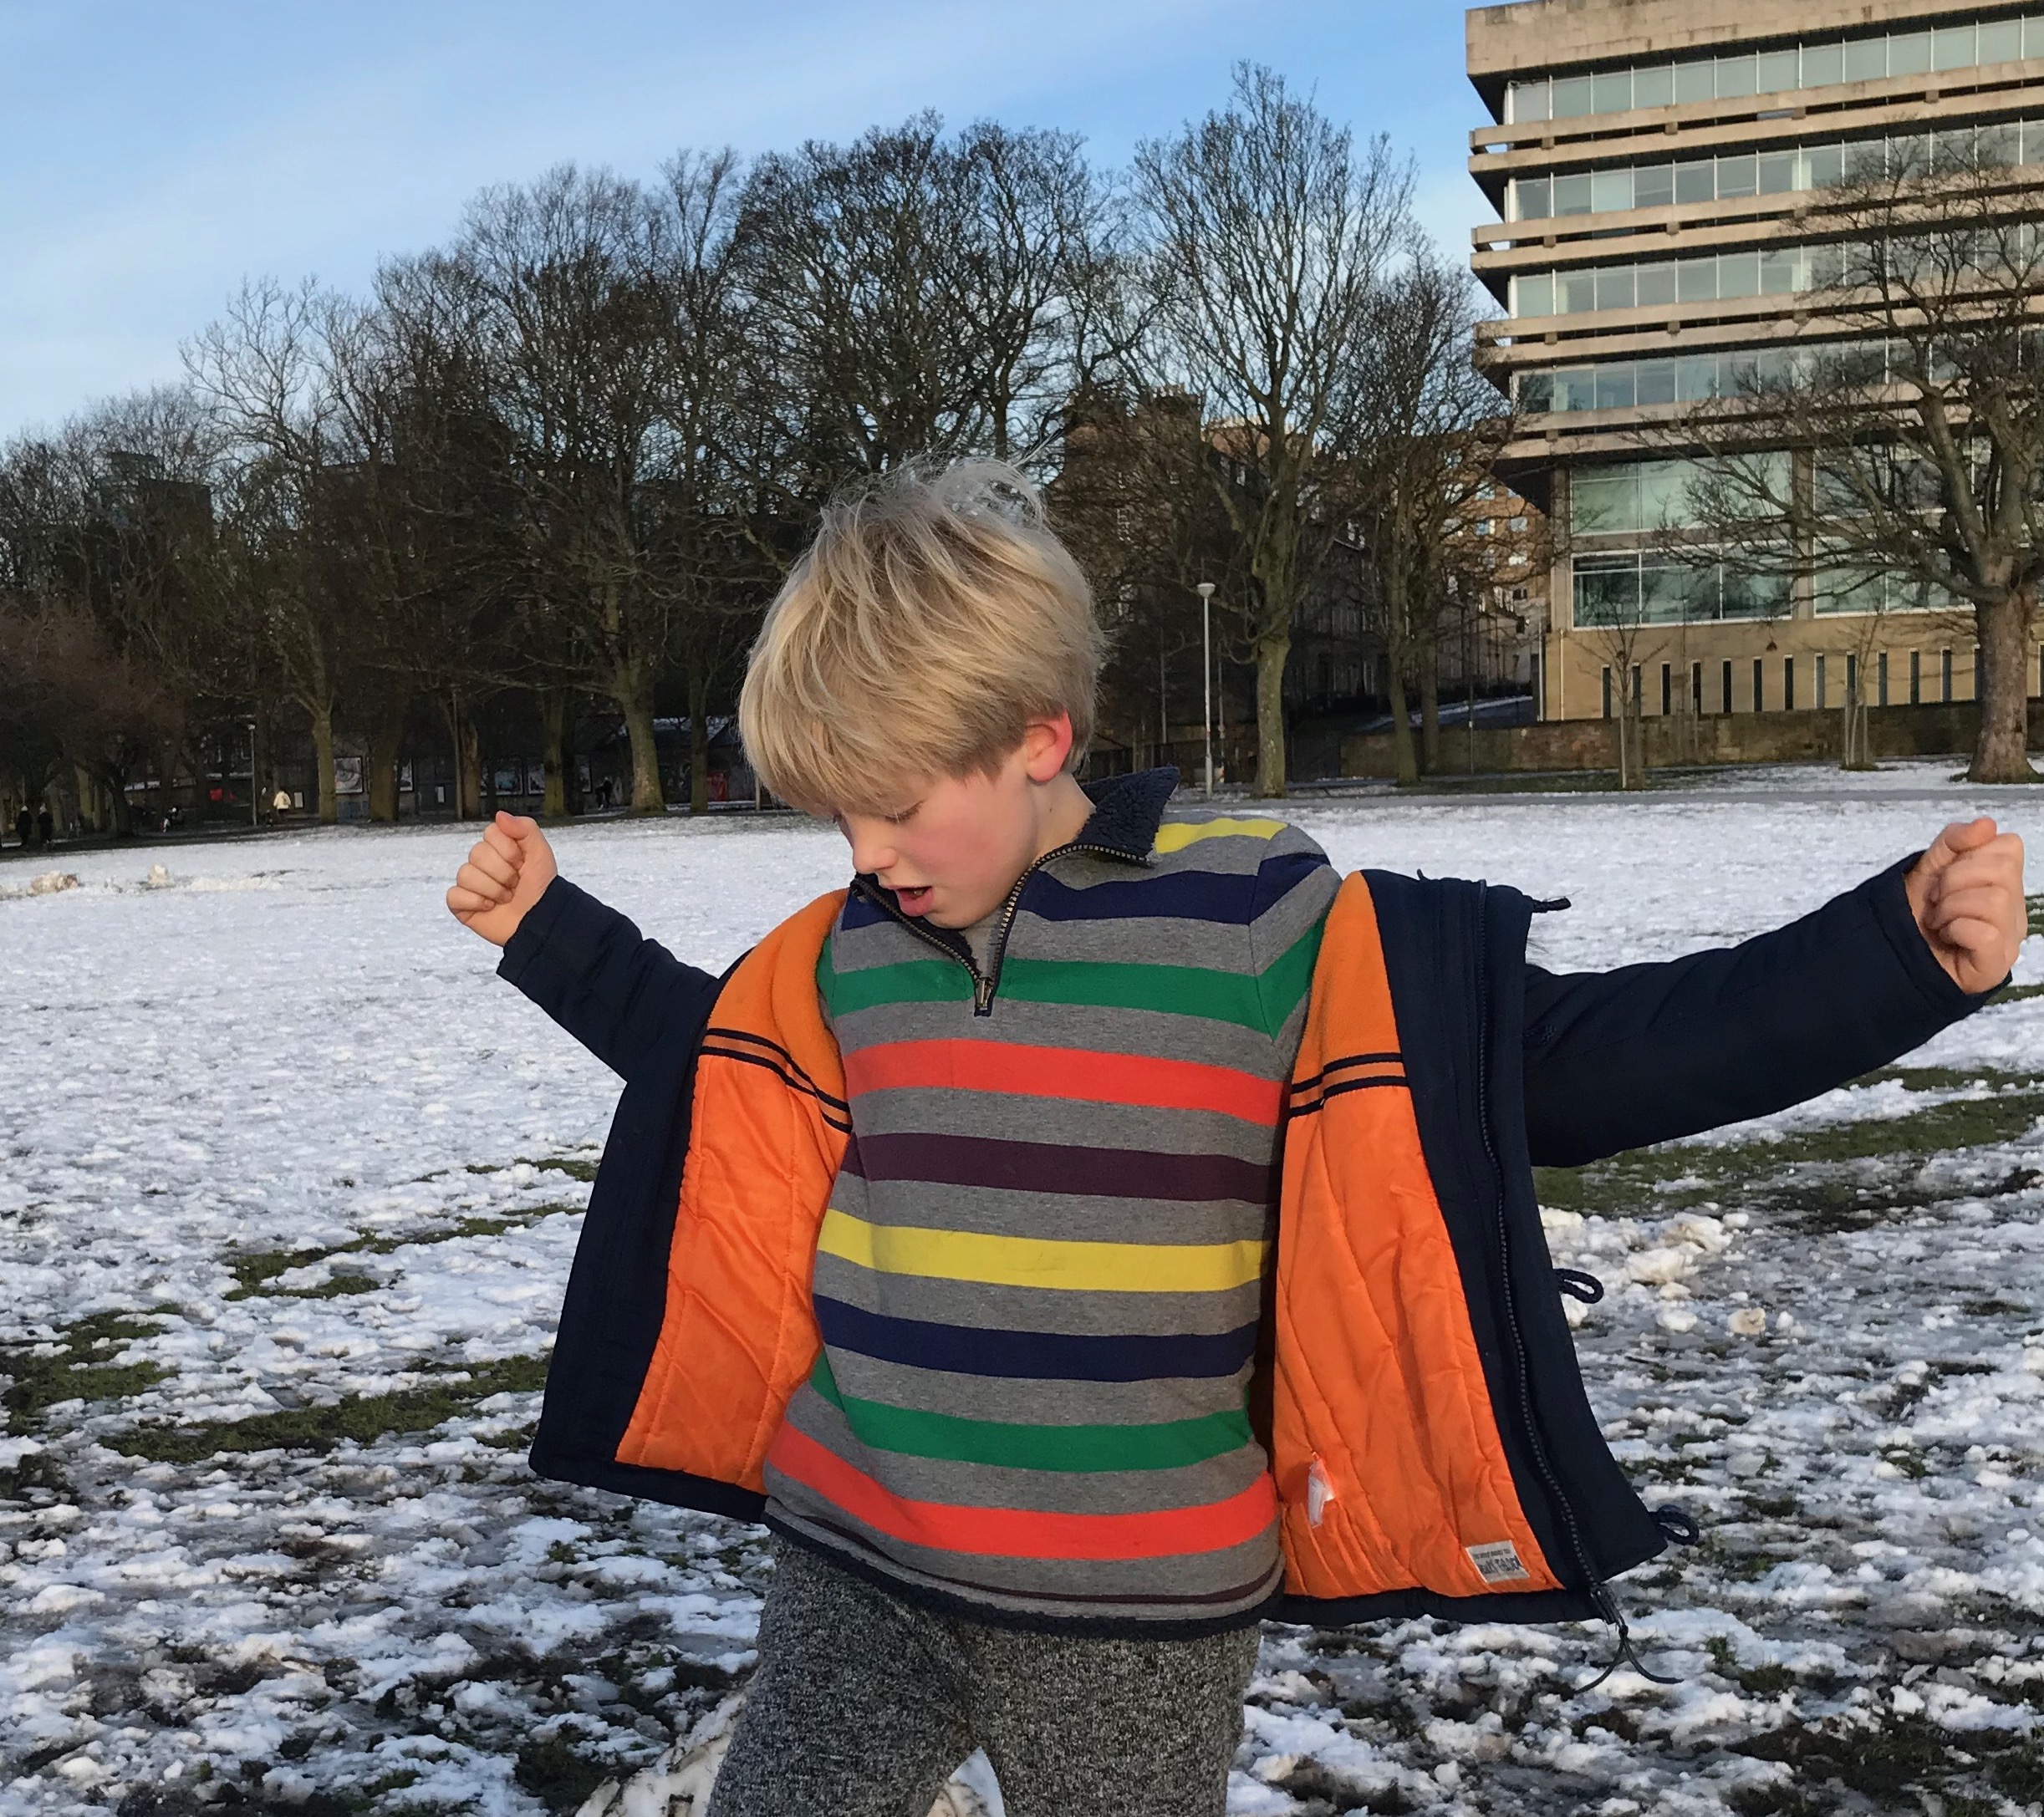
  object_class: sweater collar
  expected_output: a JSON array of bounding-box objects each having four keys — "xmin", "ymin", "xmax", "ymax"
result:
[{"xmin": 1076, "ymin": 766, "xmax": 1179, "ymax": 862}]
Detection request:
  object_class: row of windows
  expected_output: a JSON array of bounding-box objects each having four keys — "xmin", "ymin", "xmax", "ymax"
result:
[
  {"xmin": 1573, "ymin": 550, "xmax": 1960, "ymax": 624},
  {"xmin": 1513, "ymin": 242, "xmax": 1844, "ymax": 318},
  {"xmin": 1509, "ymin": 120, "xmax": 2037, "ymax": 221},
  {"xmin": 1516, "ymin": 336, "xmax": 2011, "ymax": 417},
  {"xmin": 1599, "ymin": 649, "xmax": 2003, "ymax": 717},
  {"xmin": 1506, "ymin": 15, "xmax": 2043, "ymax": 125}
]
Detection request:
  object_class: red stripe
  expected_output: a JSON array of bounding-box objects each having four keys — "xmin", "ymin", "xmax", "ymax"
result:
[
  {"xmin": 844, "ymin": 1040, "xmax": 1281, "ymax": 1126},
  {"xmin": 767, "ymin": 1423, "xmax": 1277, "ymax": 1560}
]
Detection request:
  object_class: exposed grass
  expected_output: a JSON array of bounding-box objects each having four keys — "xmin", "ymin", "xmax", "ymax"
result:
[
  {"xmin": 0, "ymin": 1311, "xmax": 167, "ymax": 1426},
  {"xmin": 223, "ymin": 1206, "xmax": 578, "ymax": 1301},
  {"xmin": 106, "ymin": 1354, "xmax": 551, "ymax": 1463}
]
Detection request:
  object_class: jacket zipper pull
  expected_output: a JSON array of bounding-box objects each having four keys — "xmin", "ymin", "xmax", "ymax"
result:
[
  {"xmin": 974, "ymin": 972, "xmax": 995, "ymax": 1015},
  {"xmin": 1306, "ymin": 1454, "xmax": 1337, "ymax": 1528}
]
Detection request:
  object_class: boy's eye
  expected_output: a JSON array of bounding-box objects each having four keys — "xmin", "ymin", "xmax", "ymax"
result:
[{"xmin": 884, "ymin": 803, "xmax": 920, "ymax": 826}]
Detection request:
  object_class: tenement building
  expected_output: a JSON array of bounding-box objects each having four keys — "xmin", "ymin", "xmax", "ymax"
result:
[{"xmin": 1466, "ymin": 0, "xmax": 2044, "ymax": 724}]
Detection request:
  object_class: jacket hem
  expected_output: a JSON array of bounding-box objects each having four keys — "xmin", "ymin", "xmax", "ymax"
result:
[
  {"xmin": 527, "ymin": 1441, "xmax": 768, "ymax": 1524},
  {"xmin": 765, "ymin": 1518, "xmax": 1281, "ymax": 1641},
  {"xmin": 1273, "ymin": 1584, "xmax": 1606, "ymax": 1626}
]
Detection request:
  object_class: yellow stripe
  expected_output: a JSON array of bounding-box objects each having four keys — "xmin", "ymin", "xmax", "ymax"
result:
[
  {"xmin": 1152, "ymin": 817, "xmax": 1287, "ymax": 853},
  {"xmin": 818, "ymin": 1209, "xmax": 1267, "ymax": 1293}
]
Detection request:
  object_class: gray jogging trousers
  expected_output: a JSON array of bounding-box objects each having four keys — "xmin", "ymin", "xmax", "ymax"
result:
[{"xmin": 706, "ymin": 1540, "xmax": 1262, "ymax": 1817}]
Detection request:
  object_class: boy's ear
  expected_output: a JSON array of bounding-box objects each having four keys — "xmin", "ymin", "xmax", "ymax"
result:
[{"xmin": 1022, "ymin": 713, "xmax": 1075, "ymax": 782}]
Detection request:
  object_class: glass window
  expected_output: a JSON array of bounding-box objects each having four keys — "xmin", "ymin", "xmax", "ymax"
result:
[
  {"xmin": 1757, "ymin": 48, "xmax": 1800, "ymax": 92},
  {"xmin": 1573, "ymin": 473, "xmax": 1639, "ymax": 533},
  {"xmin": 1889, "ymin": 32, "xmax": 1932, "ymax": 76},
  {"xmin": 1676, "ymin": 354, "xmax": 1720, "ymax": 400},
  {"xmin": 1594, "ymin": 266, "xmax": 1637, "ymax": 310},
  {"xmin": 1932, "ymin": 23, "xmax": 1977, "ymax": 71},
  {"xmin": 1716, "ymin": 53, "xmax": 1758, "ymax": 97},
  {"xmin": 1634, "ymin": 164, "xmax": 1675, "ymax": 208},
  {"xmin": 1723, "ymin": 570, "xmax": 1791, "ymax": 619},
  {"xmin": 1758, "ymin": 150, "xmax": 1797, "ymax": 194},
  {"xmin": 1980, "ymin": 18, "xmax": 2022, "ymax": 64},
  {"xmin": 1981, "ymin": 121, "xmax": 2020, "ymax": 168},
  {"xmin": 1508, "ymin": 80, "xmax": 1550, "ymax": 123},
  {"xmin": 1800, "ymin": 41, "xmax": 1844, "ymax": 88},
  {"xmin": 1720, "ymin": 251, "xmax": 1761, "ymax": 298},
  {"xmin": 1595, "ymin": 364, "xmax": 1637, "ymax": 409},
  {"xmin": 1717, "ymin": 153, "xmax": 1759, "ymax": 198},
  {"xmin": 1574, "ymin": 558, "xmax": 1639, "ymax": 626},
  {"xmin": 1634, "ymin": 562, "xmax": 1687, "ymax": 623},
  {"xmin": 1932, "ymin": 125, "xmax": 1975, "ymax": 171},
  {"xmin": 1844, "ymin": 135, "xmax": 1888, "ymax": 181},
  {"xmin": 1516, "ymin": 370, "xmax": 1555, "ymax": 413},
  {"xmin": 1805, "ymin": 142, "xmax": 1846, "ymax": 188},
  {"xmin": 1561, "ymin": 268, "xmax": 1598, "ymax": 313},
  {"xmin": 1679, "ymin": 257, "xmax": 1718, "ymax": 302},
  {"xmin": 1843, "ymin": 36, "xmax": 1889, "ymax": 82},
  {"xmin": 1636, "ymin": 261, "xmax": 1678, "ymax": 306},
  {"xmin": 1638, "ymin": 359, "xmax": 1678, "ymax": 405},
  {"xmin": 1516, "ymin": 272, "xmax": 1554, "ymax": 317},
  {"xmin": 1593, "ymin": 168, "xmax": 1634, "ymax": 212},
  {"xmin": 1593, "ymin": 69, "xmax": 1634, "ymax": 114},
  {"xmin": 1639, "ymin": 459, "xmax": 1700, "ymax": 527},
  {"xmin": 1634, "ymin": 65, "xmax": 1674, "ymax": 108},
  {"xmin": 2026, "ymin": 119, "xmax": 2044, "ymax": 165},
  {"xmin": 1552, "ymin": 74, "xmax": 1594, "ymax": 117},
  {"xmin": 2029, "ymin": 14, "xmax": 2044, "ymax": 59},
  {"xmin": 1554, "ymin": 172, "xmax": 1594, "ymax": 214},
  {"xmin": 1675, "ymin": 159, "xmax": 1716, "ymax": 204},
  {"xmin": 1515, "ymin": 177, "xmax": 1551, "ymax": 221},
  {"xmin": 1557, "ymin": 369, "xmax": 1598, "ymax": 412},
  {"xmin": 1674, "ymin": 58, "xmax": 1715, "ymax": 104},
  {"xmin": 1892, "ymin": 132, "xmax": 1930, "ymax": 177},
  {"xmin": 1760, "ymin": 247, "xmax": 1799, "ymax": 293}
]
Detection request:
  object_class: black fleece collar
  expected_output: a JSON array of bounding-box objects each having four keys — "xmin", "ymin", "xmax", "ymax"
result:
[{"xmin": 1078, "ymin": 766, "xmax": 1180, "ymax": 862}]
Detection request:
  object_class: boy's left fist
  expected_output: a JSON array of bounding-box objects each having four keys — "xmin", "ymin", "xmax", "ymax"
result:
[{"xmin": 1904, "ymin": 817, "xmax": 2026, "ymax": 995}]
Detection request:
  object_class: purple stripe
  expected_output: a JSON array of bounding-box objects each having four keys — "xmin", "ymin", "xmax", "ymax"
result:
[{"xmin": 844, "ymin": 1132, "xmax": 1274, "ymax": 1204}]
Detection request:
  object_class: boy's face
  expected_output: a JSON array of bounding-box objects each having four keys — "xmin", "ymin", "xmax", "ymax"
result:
[{"xmin": 832, "ymin": 718, "xmax": 1084, "ymax": 929}]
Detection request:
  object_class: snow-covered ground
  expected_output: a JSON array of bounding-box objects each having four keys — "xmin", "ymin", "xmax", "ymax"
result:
[{"xmin": 3, "ymin": 764, "xmax": 2042, "ymax": 1815}]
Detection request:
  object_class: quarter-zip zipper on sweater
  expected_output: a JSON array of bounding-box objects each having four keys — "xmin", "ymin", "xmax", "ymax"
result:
[{"xmin": 854, "ymin": 841, "xmax": 1146, "ymax": 1015}]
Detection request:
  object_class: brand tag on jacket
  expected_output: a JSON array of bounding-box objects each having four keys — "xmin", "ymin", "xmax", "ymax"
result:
[{"xmin": 1466, "ymin": 1541, "xmax": 1531, "ymax": 1585}]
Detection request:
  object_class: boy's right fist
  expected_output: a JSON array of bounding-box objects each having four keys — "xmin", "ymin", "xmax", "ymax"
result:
[{"xmin": 446, "ymin": 812, "xmax": 558, "ymax": 948}]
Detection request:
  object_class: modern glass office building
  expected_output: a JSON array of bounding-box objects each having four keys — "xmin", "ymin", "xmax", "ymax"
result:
[{"xmin": 1466, "ymin": 0, "xmax": 2044, "ymax": 723}]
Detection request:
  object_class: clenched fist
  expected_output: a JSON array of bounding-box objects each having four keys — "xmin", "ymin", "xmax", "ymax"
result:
[
  {"xmin": 1904, "ymin": 817, "xmax": 2027, "ymax": 995},
  {"xmin": 446, "ymin": 812, "xmax": 558, "ymax": 947}
]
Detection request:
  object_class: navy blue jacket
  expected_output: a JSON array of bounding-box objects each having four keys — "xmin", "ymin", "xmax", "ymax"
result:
[{"xmin": 497, "ymin": 775, "xmax": 1993, "ymax": 1624}]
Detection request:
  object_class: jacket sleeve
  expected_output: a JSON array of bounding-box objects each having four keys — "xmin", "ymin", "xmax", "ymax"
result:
[
  {"xmin": 495, "ymin": 877, "xmax": 724, "ymax": 1082},
  {"xmin": 1522, "ymin": 854, "xmax": 2002, "ymax": 1168}
]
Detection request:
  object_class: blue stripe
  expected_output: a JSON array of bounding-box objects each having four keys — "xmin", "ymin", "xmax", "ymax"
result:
[
  {"xmin": 1022, "ymin": 852, "xmax": 1328, "ymax": 925},
  {"xmin": 813, "ymin": 1296, "xmax": 1261, "ymax": 1381}
]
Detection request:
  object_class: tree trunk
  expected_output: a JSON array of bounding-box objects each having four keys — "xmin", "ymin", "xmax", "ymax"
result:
[
  {"xmin": 542, "ymin": 690, "xmax": 571, "ymax": 819},
  {"xmin": 367, "ymin": 703, "xmax": 406, "ymax": 824},
  {"xmin": 73, "ymin": 766, "xmax": 99, "ymax": 836},
  {"xmin": 99, "ymin": 766, "xmax": 133, "ymax": 837},
  {"xmin": 1418, "ymin": 652, "xmax": 1441, "ymax": 776},
  {"xmin": 1970, "ymin": 590, "xmax": 2038, "ymax": 783},
  {"xmin": 456, "ymin": 714, "xmax": 482, "ymax": 819},
  {"xmin": 687, "ymin": 664, "xmax": 711, "ymax": 817},
  {"xmin": 1384, "ymin": 658, "xmax": 1419, "ymax": 788},
  {"xmin": 616, "ymin": 671, "xmax": 666, "ymax": 814},
  {"xmin": 1252, "ymin": 634, "xmax": 1289, "ymax": 799},
  {"xmin": 309, "ymin": 700, "xmax": 339, "ymax": 825}
]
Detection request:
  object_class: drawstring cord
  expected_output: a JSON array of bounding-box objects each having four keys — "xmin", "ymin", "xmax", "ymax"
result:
[{"xmin": 1577, "ymin": 1585, "xmax": 1683, "ymax": 1692}]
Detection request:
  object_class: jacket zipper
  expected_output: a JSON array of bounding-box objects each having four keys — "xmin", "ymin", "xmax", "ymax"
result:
[
  {"xmin": 855, "ymin": 841, "xmax": 1143, "ymax": 1015},
  {"xmin": 1471, "ymin": 880, "xmax": 1613, "ymax": 1617}
]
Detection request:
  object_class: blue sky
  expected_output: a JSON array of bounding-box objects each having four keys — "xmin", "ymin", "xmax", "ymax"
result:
[{"xmin": 0, "ymin": 0, "xmax": 1486, "ymax": 438}]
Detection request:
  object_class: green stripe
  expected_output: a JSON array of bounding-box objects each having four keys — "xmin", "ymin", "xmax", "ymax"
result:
[
  {"xmin": 809, "ymin": 1356, "xmax": 1253, "ymax": 1473},
  {"xmin": 820, "ymin": 952, "xmax": 973, "ymax": 1016},
  {"xmin": 999, "ymin": 956, "xmax": 1264, "ymax": 1028},
  {"xmin": 1255, "ymin": 921, "xmax": 1327, "ymax": 1036}
]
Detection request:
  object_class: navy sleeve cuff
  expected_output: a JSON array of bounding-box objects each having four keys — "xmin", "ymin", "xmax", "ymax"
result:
[{"xmin": 1867, "ymin": 851, "xmax": 2010, "ymax": 1018}]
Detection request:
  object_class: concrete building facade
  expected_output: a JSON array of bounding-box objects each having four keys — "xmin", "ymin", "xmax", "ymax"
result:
[{"xmin": 1465, "ymin": 0, "xmax": 2044, "ymax": 723}]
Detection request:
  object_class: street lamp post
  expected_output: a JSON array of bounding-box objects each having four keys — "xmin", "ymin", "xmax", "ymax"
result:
[{"xmin": 1196, "ymin": 582, "xmax": 1216, "ymax": 798}]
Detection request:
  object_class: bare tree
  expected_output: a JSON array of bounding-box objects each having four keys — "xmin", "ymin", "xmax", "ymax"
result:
[
  {"xmin": 1134, "ymin": 64, "xmax": 1412, "ymax": 796},
  {"xmin": 1675, "ymin": 142, "xmax": 2044, "ymax": 781}
]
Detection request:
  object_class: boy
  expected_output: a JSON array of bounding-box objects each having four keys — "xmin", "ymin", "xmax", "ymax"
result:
[{"xmin": 447, "ymin": 461, "xmax": 2026, "ymax": 1817}]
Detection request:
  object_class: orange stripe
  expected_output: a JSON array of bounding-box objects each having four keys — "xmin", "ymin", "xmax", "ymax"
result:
[
  {"xmin": 767, "ymin": 1423, "xmax": 1277, "ymax": 1560},
  {"xmin": 843, "ymin": 1040, "xmax": 1282, "ymax": 1125}
]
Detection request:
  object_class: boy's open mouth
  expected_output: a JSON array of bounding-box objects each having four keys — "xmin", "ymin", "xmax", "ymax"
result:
[{"xmin": 894, "ymin": 885, "xmax": 934, "ymax": 915}]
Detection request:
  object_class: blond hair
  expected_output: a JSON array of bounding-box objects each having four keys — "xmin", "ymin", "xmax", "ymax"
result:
[{"xmin": 739, "ymin": 460, "xmax": 1100, "ymax": 812}]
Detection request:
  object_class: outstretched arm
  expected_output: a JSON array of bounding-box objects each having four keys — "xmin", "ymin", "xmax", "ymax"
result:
[
  {"xmin": 1523, "ymin": 820, "xmax": 2026, "ymax": 1168},
  {"xmin": 447, "ymin": 812, "xmax": 721, "ymax": 1080}
]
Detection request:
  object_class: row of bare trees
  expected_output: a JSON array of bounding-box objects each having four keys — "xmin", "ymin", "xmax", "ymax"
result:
[{"xmin": 0, "ymin": 67, "xmax": 1509, "ymax": 826}]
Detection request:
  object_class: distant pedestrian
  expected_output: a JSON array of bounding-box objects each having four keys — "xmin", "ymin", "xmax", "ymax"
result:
[
  {"xmin": 13, "ymin": 808, "xmax": 28, "ymax": 847},
  {"xmin": 36, "ymin": 807, "xmax": 53, "ymax": 847}
]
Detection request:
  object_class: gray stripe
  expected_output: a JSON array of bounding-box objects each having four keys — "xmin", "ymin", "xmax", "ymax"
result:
[
  {"xmin": 827, "ymin": 1173, "xmax": 1274, "ymax": 1245},
  {"xmin": 820, "ymin": 1352, "xmax": 1257, "ymax": 1427},
  {"xmin": 844, "ymin": 1087, "xmax": 1282, "ymax": 1161},
  {"xmin": 813, "ymin": 1253, "xmax": 1267, "ymax": 1337}
]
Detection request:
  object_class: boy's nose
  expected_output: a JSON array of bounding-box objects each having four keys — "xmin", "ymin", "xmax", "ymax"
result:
[{"xmin": 842, "ymin": 820, "xmax": 897, "ymax": 878}]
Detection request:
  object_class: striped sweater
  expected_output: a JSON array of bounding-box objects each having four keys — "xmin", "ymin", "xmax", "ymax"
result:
[{"xmin": 761, "ymin": 772, "xmax": 1340, "ymax": 1631}]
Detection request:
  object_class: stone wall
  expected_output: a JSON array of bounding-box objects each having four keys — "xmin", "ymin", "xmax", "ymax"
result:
[{"xmin": 1339, "ymin": 701, "xmax": 2044, "ymax": 780}]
